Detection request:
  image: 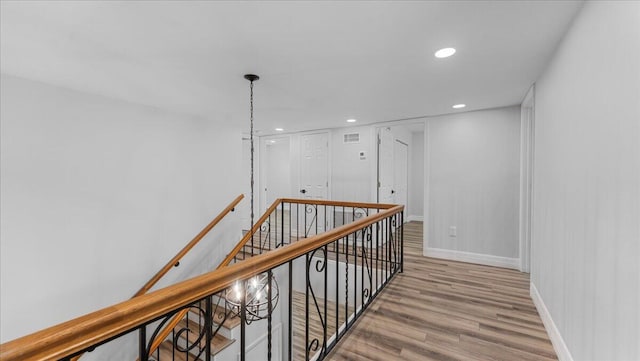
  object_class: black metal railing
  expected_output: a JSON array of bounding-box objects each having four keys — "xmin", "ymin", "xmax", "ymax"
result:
[{"xmin": 0, "ymin": 199, "xmax": 403, "ymax": 361}]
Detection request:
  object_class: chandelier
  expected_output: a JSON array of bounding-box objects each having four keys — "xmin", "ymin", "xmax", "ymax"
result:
[{"xmin": 225, "ymin": 272, "xmax": 280, "ymax": 322}]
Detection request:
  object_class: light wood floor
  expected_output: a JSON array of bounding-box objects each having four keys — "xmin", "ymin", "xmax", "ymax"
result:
[
  {"xmin": 327, "ymin": 221, "xmax": 557, "ymax": 361},
  {"xmin": 292, "ymin": 291, "xmax": 346, "ymax": 361}
]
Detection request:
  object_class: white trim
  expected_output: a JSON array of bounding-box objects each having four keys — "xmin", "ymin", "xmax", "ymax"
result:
[
  {"xmin": 407, "ymin": 215, "xmax": 424, "ymax": 222},
  {"xmin": 519, "ymin": 84, "xmax": 535, "ymax": 273},
  {"xmin": 530, "ymin": 282, "xmax": 574, "ymax": 361},
  {"xmin": 423, "ymin": 122, "xmax": 430, "ymax": 252},
  {"xmin": 425, "ymin": 247, "xmax": 520, "ymax": 270}
]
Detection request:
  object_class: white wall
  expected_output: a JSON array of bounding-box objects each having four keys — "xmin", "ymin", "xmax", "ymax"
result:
[
  {"xmin": 331, "ymin": 126, "xmax": 375, "ymax": 203},
  {"xmin": 531, "ymin": 2, "xmax": 639, "ymax": 360},
  {"xmin": 0, "ymin": 74, "xmax": 243, "ymax": 342},
  {"xmin": 409, "ymin": 131, "xmax": 424, "ymax": 220},
  {"xmin": 425, "ymin": 106, "xmax": 521, "ymax": 266}
]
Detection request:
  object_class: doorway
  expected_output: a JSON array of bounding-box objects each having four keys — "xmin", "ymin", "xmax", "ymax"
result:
[
  {"xmin": 263, "ymin": 137, "xmax": 291, "ymax": 207},
  {"xmin": 299, "ymin": 132, "xmax": 329, "ymax": 234},
  {"xmin": 299, "ymin": 132, "xmax": 329, "ymax": 200},
  {"xmin": 377, "ymin": 127, "xmax": 395, "ymax": 204},
  {"xmin": 394, "ymin": 139, "xmax": 409, "ymax": 210}
]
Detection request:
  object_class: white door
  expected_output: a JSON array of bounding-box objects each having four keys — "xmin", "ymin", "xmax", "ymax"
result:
[
  {"xmin": 300, "ymin": 133, "xmax": 329, "ymax": 200},
  {"xmin": 300, "ymin": 133, "xmax": 329, "ymax": 235},
  {"xmin": 377, "ymin": 128, "xmax": 394, "ymax": 204},
  {"xmin": 264, "ymin": 137, "xmax": 291, "ymax": 206},
  {"xmin": 394, "ymin": 140, "xmax": 408, "ymax": 212}
]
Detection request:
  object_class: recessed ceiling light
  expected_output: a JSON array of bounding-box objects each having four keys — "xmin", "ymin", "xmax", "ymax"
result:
[
  {"xmin": 275, "ymin": 128, "xmax": 284, "ymax": 131},
  {"xmin": 435, "ymin": 47, "xmax": 456, "ymax": 58},
  {"xmin": 346, "ymin": 119, "xmax": 357, "ymax": 123},
  {"xmin": 452, "ymin": 104, "xmax": 466, "ymax": 109}
]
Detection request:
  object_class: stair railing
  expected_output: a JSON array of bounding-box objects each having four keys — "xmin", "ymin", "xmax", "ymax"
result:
[
  {"xmin": 69, "ymin": 193, "xmax": 244, "ymax": 361},
  {"xmin": 134, "ymin": 194, "xmax": 245, "ymax": 297},
  {"xmin": 0, "ymin": 199, "xmax": 404, "ymax": 361},
  {"xmin": 142, "ymin": 198, "xmax": 404, "ymax": 361},
  {"xmin": 139, "ymin": 196, "xmax": 280, "ymax": 358}
]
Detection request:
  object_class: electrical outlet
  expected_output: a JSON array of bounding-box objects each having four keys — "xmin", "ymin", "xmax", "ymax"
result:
[{"xmin": 449, "ymin": 226, "xmax": 457, "ymax": 237}]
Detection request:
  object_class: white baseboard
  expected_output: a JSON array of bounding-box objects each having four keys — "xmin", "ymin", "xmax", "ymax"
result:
[
  {"xmin": 530, "ymin": 283, "xmax": 574, "ymax": 361},
  {"xmin": 424, "ymin": 247, "xmax": 520, "ymax": 270},
  {"xmin": 407, "ymin": 215, "xmax": 424, "ymax": 222}
]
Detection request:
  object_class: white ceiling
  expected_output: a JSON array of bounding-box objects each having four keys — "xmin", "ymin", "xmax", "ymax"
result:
[{"xmin": 0, "ymin": 1, "xmax": 582, "ymax": 135}]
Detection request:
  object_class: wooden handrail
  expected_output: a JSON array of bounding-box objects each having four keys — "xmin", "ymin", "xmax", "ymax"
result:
[
  {"xmin": 0, "ymin": 204, "xmax": 403, "ymax": 361},
  {"xmin": 218, "ymin": 198, "xmax": 398, "ymax": 268},
  {"xmin": 133, "ymin": 194, "xmax": 244, "ymax": 297},
  {"xmin": 218, "ymin": 198, "xmax": 283, "ymax": 268},
  {"xmin": 70, "ymin": 194, "xmax": 243, "ymax": 361},
  {"xmin": 278, "ymin": 198, "xmax": 398, "ymax": 209},
  {"xmin": 146, "ymin": 198, "xmax": 397, "ymax": 355}
]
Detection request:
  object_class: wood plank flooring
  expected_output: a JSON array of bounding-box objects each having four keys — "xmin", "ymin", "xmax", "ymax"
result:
[
  {"xmin": 327, "ymin": 221, "xmax": 557, "ymax": 361},
  {"xmin": 292, "ymin": 291, "xmax": 347, "ymax": 361}
]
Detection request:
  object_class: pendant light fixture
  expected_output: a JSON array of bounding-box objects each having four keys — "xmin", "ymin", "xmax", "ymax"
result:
[{"xmin": 225, "ymin": 74, "xmax": 279, "ymax": 323}]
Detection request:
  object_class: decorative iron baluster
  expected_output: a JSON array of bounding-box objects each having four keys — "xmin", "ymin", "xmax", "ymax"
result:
[
  {"xmin": 280, "ymin": 203, "xmax": 285, "ymax": 248},
  {"xmin": 304, "ymin": 204, "xmax": 318, "ymax": 237},
  {"xmin": 323, "ymin": 244, "xmax": 328, "ymax": 356},
  {"xmin": 267, "ymin": 270, "xmax": 273, "ymax": 361},
  {"xmin": 260, "ymin": 220, "xmax": 271, "ymax": 254},
  {"xmin": 305, "ymin": 252, "xmax": 310, "ymax": 361},
  {"xmin": 335, "ymin": 236, "xmax": 340, "ymax": 345},
  {"xmin": 400, "ymin": 211, "xmax": 404, "ymax": 273},
  {"xmin": 288, "ymin": 202, "xmax": 292, "ymax": 245},
  {"xmin": 288, "ymin": 260, "xmax": 293, "ymax": 361},
  {"xmin": 390, "ymin": 215, "xmax": 397, "ymax": 273},
  {"xmin": 205, "ymin": 297, "xmax": 212, "ymax": 360},
  {"xmin": 353, "ymin": 228, "xmax": 357, "ymax": 323},
  {"xmin": 139, "ymin": 326, "xmax": 147, "ymax": 361},
  {"xmin": 240, "ymin": 279, "xmax": 247, "ymax": 361},
  {"xmin": 361, "ymin": 225, "xmax": 373, "ymax": 304},
  {"xmin": 344, "ymin": 233, "xmax": 349, "ymax": 331},
  {"xmin": 306, "ymin": 247, "xmax": 327, "ymax": 359}
]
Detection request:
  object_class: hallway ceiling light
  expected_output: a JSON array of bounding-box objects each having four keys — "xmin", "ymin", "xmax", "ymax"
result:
[
  {"xmin": 347, "ymin": 118, "xmax": 357, "ymax": 123},
  {"xmin": 435, "ymin": 47, "xmax": 456, "ymax": 58},
  {"xmin": 275, "ymin": 128, "xmax": 284, "ymax": 131},
  {"xmin": 452, "ymin": 103, "xmax": 466, "ymax": 109}
]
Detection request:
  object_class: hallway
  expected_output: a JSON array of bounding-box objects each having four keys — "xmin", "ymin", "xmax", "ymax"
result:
[{"xmin": 329, "ymin": 222, "xmax": 557, "ymax": 361}]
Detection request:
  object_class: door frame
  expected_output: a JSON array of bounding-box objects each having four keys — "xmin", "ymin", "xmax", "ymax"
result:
[
  {"xmin": 394, "ymin": 139, "xmax": 409, "ymax": 212},
  {"xmin": 519, "ymin": 85, "xmax": 535, "ymax": 273}
]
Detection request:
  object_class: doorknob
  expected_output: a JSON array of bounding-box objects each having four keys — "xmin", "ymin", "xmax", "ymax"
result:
[
  {"xmin": 391, "ymin": 189, "xmax": 395, "ymax": 194},
  {"xmin": 300, "ymin": 189, "xmax": 307, "ymax": 194}
]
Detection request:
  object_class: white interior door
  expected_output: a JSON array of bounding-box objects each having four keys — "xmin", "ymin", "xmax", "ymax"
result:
[
  {"xmin": 394, "ymin": 140, "xmax": 408, "ymax": 211},
  {"xmin": 264, "ymin": 137, "xmax": 291, "ymax": 206},
  {"xmin": 300, "ymin": 133, "xmax": 328, "ymax": 200},
  {"xmin": 378, "ymin": 128, "xmax": 394, "ymax": 204},
  {"xmin": 300, "ymin": 133, "xmax": 329, "ymax": 234}
]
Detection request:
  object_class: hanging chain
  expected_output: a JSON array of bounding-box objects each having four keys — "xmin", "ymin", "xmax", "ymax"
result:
[{"xmin": 250, "ymin": 80, "xmax": 255, "ymax": 237}]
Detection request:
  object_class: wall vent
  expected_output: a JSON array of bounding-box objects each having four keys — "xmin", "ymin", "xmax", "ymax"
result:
[{"xmin": 343, "ymin": 133, "xmax": 360, "ymax": 144}]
